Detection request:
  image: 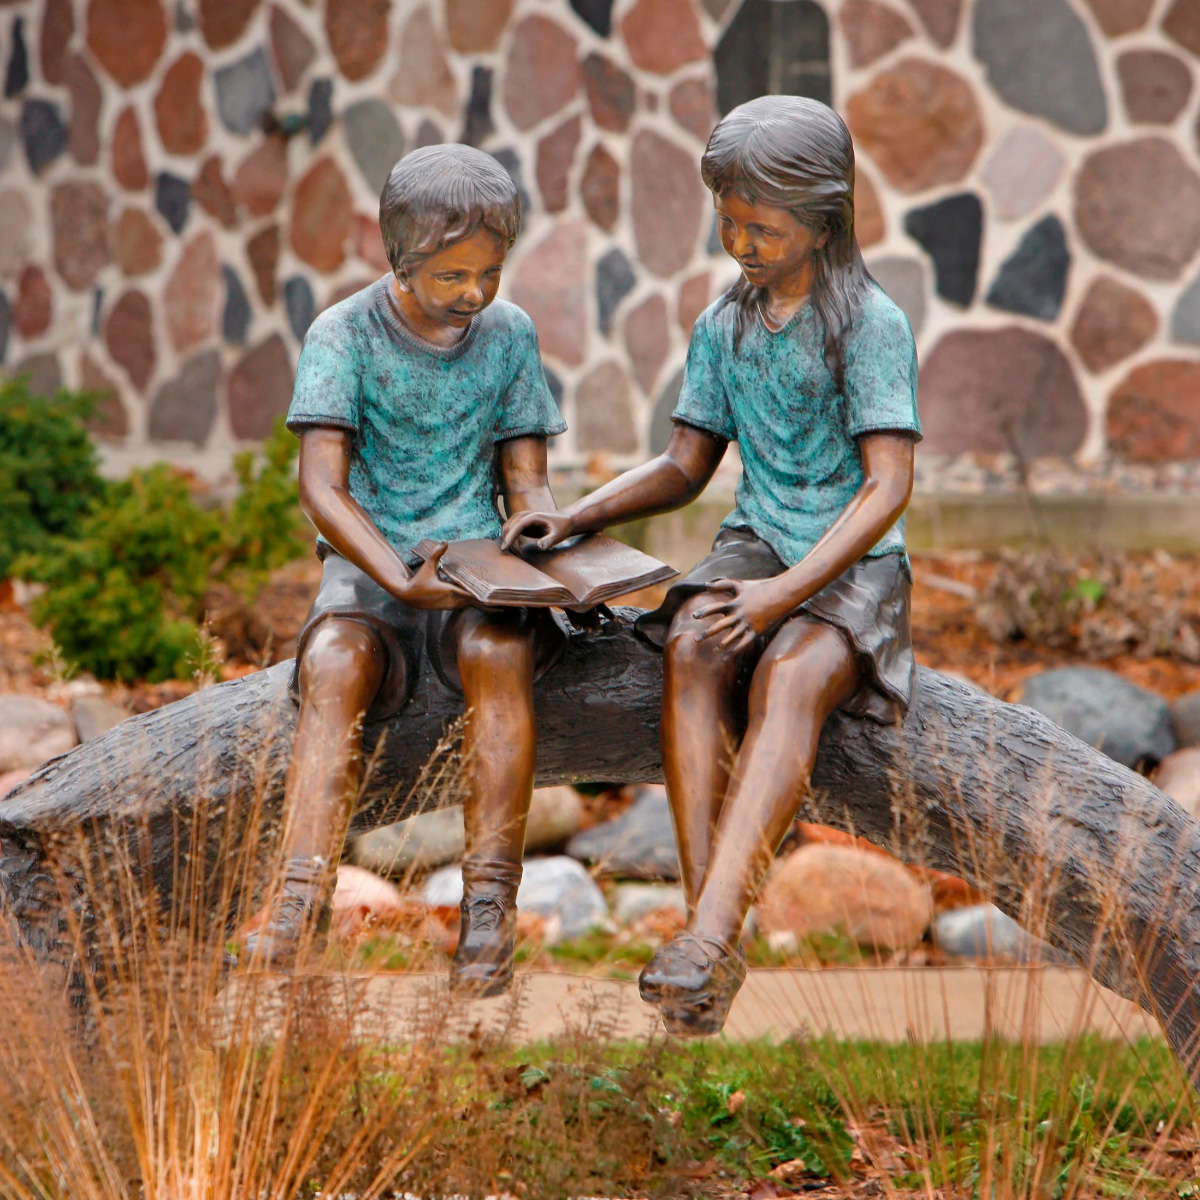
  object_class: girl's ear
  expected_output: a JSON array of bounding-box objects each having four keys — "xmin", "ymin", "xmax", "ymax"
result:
[{"xmin": 815, "ymin": 229, "xmax": 831, "ymax": 252}]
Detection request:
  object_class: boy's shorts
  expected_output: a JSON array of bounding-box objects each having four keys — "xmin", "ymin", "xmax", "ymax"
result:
[{"xmin": 288, "ymin": 545, "xmax": 568, "ymax": 723}]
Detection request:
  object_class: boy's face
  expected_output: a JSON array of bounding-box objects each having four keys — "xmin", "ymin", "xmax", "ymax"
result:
[
  {"xmin": 400, "ymin": 228, "xmax": 507, "ymax": 329},
  {"xmin": 715, "ymin": 192, "xmax": 828, "ymax": 292}
]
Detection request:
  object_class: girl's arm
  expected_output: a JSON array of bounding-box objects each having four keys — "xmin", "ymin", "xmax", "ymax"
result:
[
  {"xmin": 693, "ymin": 432, "xmax": 915, "ymax": 654},
  {"xmin": 500, "ymin": 424, "xmax": 727, "ymax": 550}
]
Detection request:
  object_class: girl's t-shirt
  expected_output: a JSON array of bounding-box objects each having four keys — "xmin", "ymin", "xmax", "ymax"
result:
[{"xmin": 672, "ymin": 282, "xmax": 921, "ymax": 568}]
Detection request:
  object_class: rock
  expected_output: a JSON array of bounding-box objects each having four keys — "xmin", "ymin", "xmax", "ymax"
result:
[
  {"xmin": 677, "ymin": 270, "xmax": 710, "ymax": 336},
  {"xmin": 423, "ymin": 856, "xmax": 608, "ymax": 942},
  {"xmin": 232, "ymin": 134, "xmax": 288, "ymax": 219},
  {"xmin": 1117, "ymin": 50, "xmax": 1192, "ymax": 125},
  {"xmin": 1155, "ymin": 748, "xmax": 1200, "ymax": 819},
  {"xmin": 576, "ymin": 360, "xmax": 639, "ymax": 454},
  {"xmin": 1164, "ymin": 0, "xmax": 1200, "ymax": 57},
  {"xmin": 0, "ymin": 115, "xmax": 14, "ymax": 173},
  {"xmin": 503, "ymin": 16, "xmax": 580, "ymax": 133},
  {"xmin": 581, "ymin": 143, "xmax": 620, "ymax": 232},
  {"xmin": 155, "ymin": 172, "xmax": 191, "ymax": 234},
  {"xmin": 0, "ymin": 189, "xmax": 31, "ymax": 281},
  {"xmin": 13, "ymin": 266, "xmax": 51, "ymax": 338},
  {"xmin": 536, "ymin": 115, "xmax": 581, "ymax": 215},
  {"xmin": 839, "ymin": 0, "xmax": 913, "ymax": 67},
  {"xmin": 447, "ymin": 0, "xmax": 514, "ymax": 52},
  {"xmin": 112, "ymin": 207, "xmax": 163, "ymax": 277},
  {"xmin": 198, "ymin": 0, "xmax": 258, "ymax": 49},
  {"xmin": 415, "ymin": 119, "xmax": 442, "ymax": 148},
  {"xmin": 86, "ymin": 0, "xmax": 168, "ymax": 87},
  {"xmin": 105, "ymin": 289, "xmax": 155, "ymax": 390},
  {"xmin": 194, "ymin": 155, "xmax": 236, "ymax": 227},
  {"xmin": 1171, "ymin": 691, "xmax": 1200, "ymax": 749},
  {"xmin": 4, "ymin": 15, "xmax": 27, "ymax": 98},
  {"xmin": 227, "ymin": 333, "xmax": 294, "ymax": 439},
  {"xmin": 757, "ymin": 844, "xmax": 932, "ymax": 952},
  {"xmin": 668, "ymin": 77, "xmax": 716, "ymax": 144},
  {"xmin": 632, "ymin": 129, "xmax": 706, "ymax": 279},
  {"xmin": 920, "ymin": 327, "xmax": 1086, "ymax": 458},
  {"xmin": 155, "ymin": 51, "xmax": 207, "ymax": 156},
  {"xmin": 342, "ymin": 99, "xmax": 405, "ymax": 195},
  {"xmin": 1106, "ymin": 360, "xmax": 1200, "ymax": 462},
  {"xmin": 20, "ymin": 98, "xmax": 67, "ymax": 175},
  {"xmin": 510, "ymin": 221, "xmax": 588, "ymax": 367},
  {"xmin": 867, "ymin": 256, "xmax": 926, "ymax": 338},
  {"xmin": 1083, "ymin": 0, "xmax": 1153, "ymax": 36},
  {"xmin": 0, "ymin": 695, "xmax": 77, "ymax": 773},
  {"xmin": 907, "ymin": 0, "xmax": 961, "ymax": 45},
  {"xmin": 582, "ymin": 53, "xmax": 635, "ymax": 133},
  {"xmin": 69, "ymin": 696, "xmax": 128, "ymax": 742},
  {"xmin": 846, "ymin": 59, "xmax": 982, "ymax": 193},
  {"xmin": 149, "ymin": 348, "xmax": 221, "ymax": 446},
  {"xmin": 354, "ymin": 214, "xmax": 391, "ymax": 274},
  {"xmin": 307, "ymin": 77, "xmax": 333, "ymax": 145},
  {"xmin": 903, "ymin": 192, "xmax": 982, "ymax": 306},
  {"xmin": 284, "ymin": 275, "xmax": 315, "ymax": 341},
  {"xmin": 1018, "ymin": 667, "xmax": 1175, "ymax": 769},
  {"xmin": 624, "ymin": 293, "xmax": 669, "ymax": 395},
  {"xmin": 332, "ymin": 864, "xmax": 408, "ymax": 936},
  {"xmin": 972, "ymin": 0, "xmax": 1107, "ymax": 135},
  {"xmin": 460, "ymin": 65, "xmax": 494, "ymax": 147},
  {"xmin": 979, "ymin": 125, "xmax": 1065, "ymax": 222},
  {"xmin": 621, "ymin": 0, "xmax": 707, "ymax": 74},
  {"xmin": 1171, "ymin": 272, "xmax": 1200, "ymax": 346},
  {"xmin": 528, "ymin": 785, "xmax": 585, "ymax": 850},
  {"xmin": 112, "ymin": 106, "xmax": 148, "ymax": 190},
  {"xmin": 389, "ymin": 7, "xmax": 457, "ymax": 117},
  {"xmin": 934, "ymin": 904, "xmax": 1064, "ymax": 963},
  {"xmin": 567, "ymin": 784, "xmax": 679, "ymax": 880},
  {"xmin": 222, "ymin": 264, "xmax": 252, "ymax": 345},
  {"xmin": 353, "ymin": 807, "xmax": 466, "ymax": 875},
  {"xmin": 1076, "ymin": 139, "xmax": 1200, "ymax": 281},
  {"xmin": 596, "ymin": 248, "xmax": 636, "ymax": 337},
  {"xmin": 326, "ymin": 0, "xmax": 389, "ymax": 82},
  {"xmin": 649, "ymin": 367, "xmax": 684, "ymax": 454},
  {"xmin": 290, "ymin": 157, "xmax": 352, "ymax": 273},
  {"xmin": 715, "ymin": 0, "xmax": 832, "ymax": 112},
  {"xmin": 79, "ymin": 349, "xmax": 129, "ymax": 440},
  {"xmin": 613, "ymin": 883, "xmax": 687, "ymax": 927},
  {"xmin": 985, "ymin": 215, "xmax": 1070, "ymax": 322},
  {"xmin": 63, "ymin": 52, "xmax": 102, "ymax": 165},
  {"xmin": 52, "ymin": 181, "xmax": 110, "ymax": 292},
  {"xmin": 247, "ymin": 224, "xmax": 280, "ymax": 305},
  {"xmin": 40, "ymin": 0, "xmax": 74, "ymax": 84},
  {"xmin": 1070, "ymin": 276, "xmax": 1158, "ymax": 373},
  {"xmin": 164, "ymin": 231, "xmax": 219, "ymax": 354},
  {"xmin": 855, "ymin": 170, "xmax": 885, "ymax": 248},
  {"xmin": 570, "ymin": 0, "xmax": 613, "ymax": 36},
  {"xmin": 0, "ymin": 768, "xmax": 32, "ymax": 798},
  {"xmin": 13, "ymin": 353, "xmax": 62, "ymax": 399},
  {"xmin": 268, "ymin": 3, "xmax": 314, "ymax": 93},
  {"xmin": 215, "ymin": 47, "xmax": 275, "ymax": 135}
]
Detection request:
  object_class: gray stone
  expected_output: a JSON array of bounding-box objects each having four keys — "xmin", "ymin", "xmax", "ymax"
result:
[
  {"xmin": 566, "ymin": 784, "xmax": 679, "ymax": 880},
  {"xmin": 903, "ymin": 192, "xmax": 982, "ymax": 307},
  {"xmin": 69, "ymin": 696, "xmax": 128, "ymax": 742},
  {"xmin": 649, "ymin": 368, "xmax": 684, "ymax": 456},
  {"xmin": 460, "ymin": 65, "xmax": 495, "ymax": 148},
  {"xmin": 222, "ymin": 264, "xmax": 251, "ymax": 345},
  {"xmin": 307, "ymin": 77, "xmax": 333, "ymax": 145},
  {"xmin": 985, "ymin": 214, "xmax": 1070, "ymax": 322},
  {"xmin": 215, "ymin": 47, "xmax": 276, "ymax": 136},
  {"xmin": 20, "ymin": 98, "xmax": 67, "ymax": 175},
  {"xmin": 422, "ymin": 855, "xmax": 609, "ymax": 942},
  {"xmin": 155, "ymin": 172, "xmax": 190, "ymax": 234},
  {"xmin": 596, "ymin": 247, "xmax": 637, "ymax": 336},
  {"xmin": 489, "ymin": 147, "xmax": 530, "ymax": 217},
  {"xmin": 1018, "ymin": 667, "xmax": 1175, "ymax": 769},
  {"xmin": 5, "ymin": 15, "xmax": 28, "ymax": 97},
  {"xmin": 148, "ymin": 348, "xmax": 221, "ymax": 447},
  {"xmin": 1171, "ymin": 690, "xmax": 1200, "ymax": 749},
  {"xmin": 979, "ymin": 125, "xmax": 1065, "ymax": 222},
  {"xmin": 1171, "ymin": 272, "xmax": 1200, "ymax": 347},
  {"xmin": 0, "ymin": 115, "xmax": 14, "ymax": 172},
  {"xmin": 14, "ymin": 352, "xmax": 61, "ymax": 398},
  {"xmin": 612, "ymin": 883, "xmax": 687, "ymax": 927},
  {"xmin": 972, "ymin": 0, "xmax": 1107, "ymax": 136},
  {"xmin": 934, "ymin": 904, "xmax": 1068, "ymax": 964},
  {"xmin": 415, "ymin": 118, "xmax": 442, "ymax": 148},
  {"xmin": 569, "ymin": 0, "xmax": 613, "ymax": 37},
  {"xmin": 867, "ymin": 256, "xmax": 927, "ymax": 338},
  {"xmin": 716, "ymin": 0, "xmax": 830, "ymax": 115},
  {"xmin": 353, "ymin": 807, "xmax": 465, "ymax": 875},
  {"xmin": 283, "ymin": 275, "xmax": 315, "ymax": 341},
  {"xmin": 342, "ymin": 98, "xmax": 405, "ymax": 194},
  {"xmin": 0, "ymin": 695, "xmax": 77, "ymax": 773},
  {"xmin": 0, "ymin": 293, "xmax": 9, "ymax": 365}
]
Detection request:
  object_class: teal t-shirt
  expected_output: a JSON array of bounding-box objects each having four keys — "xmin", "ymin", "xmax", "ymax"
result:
[
  {"xmin": 673, "ymin": 283, "xmax": 921, "ymax": 567},
  {"xmin": 286, "ymin": 278, "xmax": 566, "ymax": 556}
]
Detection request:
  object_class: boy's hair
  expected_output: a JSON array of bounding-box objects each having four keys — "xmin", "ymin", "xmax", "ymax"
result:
[{"xmin": 379, "ymin": 144, "xmax": 522, "ymax": 277}]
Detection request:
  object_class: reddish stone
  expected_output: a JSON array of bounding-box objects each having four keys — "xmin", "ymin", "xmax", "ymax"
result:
[
  {"xmin": 233, "ymin": 134, "xmax": 288, "ymax": 219},
  {"xmin": 583, "ymin": 53, "xmax": 635, "ymax": 132},
  {"xmin": 51, "ymin": 181, "xmax": 109, "ymax": 291},
  {"xmin": 1164, "ymin": 0, "xmax": 1200, "ymax": 58},
  {"xmin": 855, "ymin": 170, "xmax": 885, "ymax": 248},
  {"xmin": 198, "ymin": 0, "xmax": 259, "ymax": 50},
  {"xmin": 847, "ymin": 59, "xmax": 983, "ymax": 193},
  {"xmin": 290, "ymin": 157, "xmax": 353, "ymax": 272},
  {"xmin": 112, "ymin": 106, "xmax": 148, "ymax": 191},
  {"xmin": 668, "ymin": 76, "xmax": 716, "ymax": 143},
  {"xmin": 624, "ymin": 293, "xmax": 670, "ymax": 394},
  {"xmin": 105, "ymin": 289, "xmax": 155, "ymax": 391},
  {"xmin": 13, "ymin": 353, "xmax": 63, "ymax": 400},
  {"xmin": 389, "ymin": 7, "xmax": 457, "ymax": 117},
  {"xmin": 165, "ymin": 230, "xmax": 219, "ymax": 353},
  {"xmin": 919, "ymin": 327, "xmax": 1087, "ymax": 457},
  {"xmin": 79, "ymin": 351, "xmax": 128, "ymax": 440},
  {"xmin": 155, "ymin": 52, "xmax": 208, "ymax": 157},
  {"xmin": 509, "ymin": 221, "xmax": 588, "ymax": 366},
  {"xmin": 1118, "ymin": 50, "xmax": 1193, "ymax": 124},
  {"xmin": 269, "ymin": 4, "xmax": 315, "ymax": 93},
  {"xmin": 621, "ymin": 0, "xmax": 707, "ymax": 75},
  {"xmin": 446, "ymin": 0, "xmax": 514, "ymax": 52},
  {"xmin": 86, "ymin": 0, "xmax": 167, "ymax": 87},
  {"xmin": 193, "ymin": 155, "xmax": 237, "ymax": 228},
  {"xmin": 840, "ymin": 0, "xmax": 914, "ymax": 67},
  {"xmin": 536, "ymin": 116, "xmax": 582, "ymax": 215},
  {"xmin": 40, "ymin": 0, "xmax": 74, "ymax": 84},
  {"xmin": 1083, "ymin": 0, "xmax": 1153, "ymax": 35},
  {"xmin": 62, "ymin": 53, "xmax": 102, "ymax": 166},
  {"xmin": 355, "ymin": 214, "xmax": 391, "ymax": 274},
  {"xmin": 581, "ymin": 143, "xmax": 620, "ymax": 232},
  {"xmin": 631, "ymin": 129, "xmax": 706, "ymax": 278},
  {"xmin": 0, "ymin": 189, "xmax": 33, "ymax": 278},
  {"xmin": 326, "ymin": 277, "xmax": 377, "ymax": 309},
  {"xmin": 112, "ymin": 207, "xmax": 164, "ymax": 276},
  {"xmin": 906, "ymin": 0, "xmax": 961, "ymax": 46},
  {"xmin": 227, "ymin": 333, "xmax": 295, "ymax": 439},
  {"xmin": 326, "ymin": 0, "xmax": 389, "ymax": 82},
  {"xmin": 1108, "ymin": 361, "xmax": 1200, "ymax": 461},
  {"xmin": 247, "ymin": 224, "xmax": 280, "ymax": 305},
  {"xmin": 1075, "ymin": 139, "xmax": 1200, "ymax": 280},
  {"xmin": 503, "ymin": 16, "xmax": 581, "ymax": 132},
  {"xmin": 1070, "ymin": 276, "xmax": 1158, "ymax": 374},
  {"xmin": 13, "ymin": 266, "xmax": 52, "ymax": 338},
  {"xmin": 677, "ymin": 270, "xmax": 710, "ymax": 335},
  {"xmin": 576, "ymin": 361, "xmax": 639, "ymax": 454}
]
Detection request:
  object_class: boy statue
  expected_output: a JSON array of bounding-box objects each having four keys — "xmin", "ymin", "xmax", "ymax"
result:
[{"xmin": 242, "ymin": 144, "xmax": 567, "ymax": 995}]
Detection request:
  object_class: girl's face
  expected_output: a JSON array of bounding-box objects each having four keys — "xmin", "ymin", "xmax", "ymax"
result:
[{"xmin": 714, "ymin": 191, "xmax": 829, "ymax": 291}]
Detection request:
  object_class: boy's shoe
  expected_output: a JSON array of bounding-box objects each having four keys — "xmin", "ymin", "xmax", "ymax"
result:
[
  {"xmin": 449, "ymin": 857, "xmax": 522, "ymax": 998},
  {"xmin": 638, "ymin": 933, "xmax": 747, "ymax": 1037},
  {"xmin": 239, "ymin": 856, "xmax": 333, "ymax": 971}
]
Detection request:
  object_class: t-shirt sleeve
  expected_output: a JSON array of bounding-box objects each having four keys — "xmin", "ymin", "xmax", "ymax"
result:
[
  {"xmin": 493, "ymin": 314, "xmax": 568, "ymax": 442},
  {"xmin": 285, "ymin": 309, "xmax": 362, "ymax": 434},
  {"xmin": 671, "ymin": 311, "xmax": 736, "ymax": 441},
  {"xmin": 842, "ymin": 291, "xmax": 922, "ymax": 441}
]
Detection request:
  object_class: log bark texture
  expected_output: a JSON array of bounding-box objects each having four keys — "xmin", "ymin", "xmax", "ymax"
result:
[{"xmin": 2, "ymin": 611, "xmax": 1200, "ymax": 1078}]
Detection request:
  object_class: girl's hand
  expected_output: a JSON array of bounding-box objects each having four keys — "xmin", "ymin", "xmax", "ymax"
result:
[
  {"xmin": 692, "ymin": 578, "xmax": 792, "ymax": 654},
  {"xmin": 500, "ymin": 509, "xmax": 576, "ymax": 552},
  {"xmin": 397, "ymin": 543, "xmax": 473, "ymax": 610}
]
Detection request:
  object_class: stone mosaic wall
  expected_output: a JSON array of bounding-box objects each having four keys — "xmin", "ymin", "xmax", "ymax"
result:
[{"xmin": 1, "ymin": 0, "xmax": 1200, "ymax": 481}]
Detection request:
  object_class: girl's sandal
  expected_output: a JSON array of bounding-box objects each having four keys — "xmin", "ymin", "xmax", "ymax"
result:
[{"xmin": 638, "ymin": 933, "xmax": 747, "ymax": 1036}]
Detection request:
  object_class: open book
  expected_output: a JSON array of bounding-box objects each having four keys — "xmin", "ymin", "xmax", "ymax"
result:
[{"xmin": 412, "ymin": 535, "xmax": 677, "ymax": 607}]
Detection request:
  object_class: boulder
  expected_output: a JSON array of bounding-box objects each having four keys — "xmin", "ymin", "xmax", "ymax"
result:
[
  {"xmin": 526, "ymin": 785, "xmax": 585, "ymax": 850},
  {"xmin": 0, "ymin": 695, "xmax": 77, "ymax": 773},
  {"xmin": 1154, "ymin": 748, "xmax": 1200, "ymax": 819},
  {"xmin": 331, "ymin": 863, "xmax": 412, "ymax": 940},
  {"xmin": 612, "ymin": 882, "xmax": 688, "ymax": 927},
  {"xmin": 1171, "ymin": 690, "xmax": 1200, "ymax": 749},
  {"xmin": 1017, "ymin": 667, "xmax": 1175, "ymax": 769},
  {"xmin": 69, "ymin": 696, "xmax": 129, "ymax": 742},
  {"xmin": 934, "ymin": 903, "xmax": 1067, "ymax": 963},
  {"xmin": 0, "ymin": 768, "xmax": 32, "ymax": 798},
  {"xmin": 566, "ymin": 784, "xmax": 680, "ymax": 879}
]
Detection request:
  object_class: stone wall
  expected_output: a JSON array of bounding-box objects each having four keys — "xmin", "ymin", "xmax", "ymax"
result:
[{"xmin": 1, "ymin": 0, "xmax": 1199, "ymax": 483}]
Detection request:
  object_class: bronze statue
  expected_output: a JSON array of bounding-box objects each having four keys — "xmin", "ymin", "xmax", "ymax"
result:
[{"xmin": 503, "ymin": 96, "xmax": 922, "ymax": 1033}]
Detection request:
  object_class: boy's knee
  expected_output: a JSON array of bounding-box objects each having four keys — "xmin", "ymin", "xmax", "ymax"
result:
[
  {"xmin": 299, "ymin": 618, "xmax": 385, "ymax": 696},
  {"xmin": 456, "ymin": 614, "xmax": 536, "ymax": 678},
  {"xmin": 664, "ymin": 598, "xmax": 728, "ymax": 673}
]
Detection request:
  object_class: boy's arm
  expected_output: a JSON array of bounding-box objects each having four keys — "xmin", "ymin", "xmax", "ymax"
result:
[{"xmin": 497, "ymin": 435, "xmax": 556, "ymax": 517}]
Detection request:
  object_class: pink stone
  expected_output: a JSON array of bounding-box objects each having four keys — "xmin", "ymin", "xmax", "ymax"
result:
[
  {"xmin": 165, "ymin": 231, "xmax": 220, "ymax": 354},
  {"xmin": 155, "ymin": 51, "xmax": 208, "ymax": 157},
  {"xmin": 112, "ymin": 207, "xmax": 164, "ymax": 276},
  {"xmin": 63, "ymin": 53, "xmax": 102, "ymax": 166},
  {"xmin": 855, "ymin": 169, "xmax": 885, "ymax": 248},
  {"xmin": 621, "ymin": 0, "xmax": 707, "ymax": 75},
  {"xmin": 0, "ymin": 189, "xmax": 33, "ymax": 278},
  {"xmin": 247, "ymin": 224, "xmax": 280, "ymax": 305},
  {"xmin": 576, "ymin": 361, "xmax": 639, "ymax": 454},
  {"xmin": 112, "ymin": 106, "xmax": 148, "ymax": 191},
  {"xmin": 269, "ymin": 3, "xmax": 315, "ymax": 93},
  {"xmin": 677, "ymin": 270, "xmax": 710, "ymax": 335},
  {"xmin": 105, "ymin": 289, "xmax": 156, "ymax": 391},
  {"xmin": 389, "ymin": 7, "xmax": 457, "ymax": 117},
  {"xmin": 1117, "ymin": 50, "xmax": 1193, "ymax": 124},
  {"xmin": 631, "ymin": 130, "xmax": 706, "ymax": 278},
  {"xmin": 326, "ymin": 277, "xmax": 377, "ymax": 309},
  {"xmin": 1164, "ymin": 0, "xmax": 1200, "ymax": 58},
  {"xmin": 39, "ymin": 0, "xmax": 74, "ymax": 84},
  {"xmin": 668, "ymin": 76, "xmax": 716, "ymax": 143},
  {"xmin": 624, "ymin": 293, "xmax": 669, "ymax": 394},
  {"xmin": 1083, "ymin": 0, "xmax": 1154, "ymax": 35},
  {"xmin": 840, "ymin": 0, "xmax": 914, "ymax": 67},
  {"xmin": 79, "ymin": 349, "xmax": 129, "ymax": 440},
  {"xmin": 536, "ymin": 116, "xmax": 582, "ymax": 215},
  {"xmin": 503, "ymin": 16, "xmax": 581, "ymax": 132},
  {"xmin": 446, "ymin": 0, "xmax": 514, "ymax": 52},
  {"xmin": 13, "ymin": 266, "xmax": 52, "ymax": 338},
  {"xmin": 291, "ymin": 157, "xmax": 353, "ymax": 273},
  {"xmin": 583, "ymin": 53, "xmax": 635, "ymax": 132},
  {"xmin": 227, "ymin": 334, "xmax": 296, "ymax": 439},
  {"xmin": 326, "ymin": 0, "xmax": 390, "ymax": 82},
  {"xmin": 194, "ymin": 155, "xmax": 238, "ymax": 228},
  {"xmin": 1070, "ymin": 276, "xmax": 1158, "ymax": 374},
  {"xmin": 354, "ymin": 214, "xmax": 391, "ymax": 274},
  {"xmin": 199, "ymin": 0, "xmax": 259, "ymax": 50},
  {"xmin": 980, "ymin": 126, "xmax": 1065, "ymax": 222},
  {"xmin": 233, "ymin": 134, "xmax": 289, "ymax": 219},
  {"xmin": 1107, "ymin": 360, "xmax": 1200, "ymax": 462},
  {"xmin": 51, "ymin": 181, "xmax": 110, "ymax": 291},
  {"xmin": 581, "ymin": 143, "xmax": 620, "ymax": 232},
  {"xmin": 509, "ymin": 221, "xmax": 588, "ymax": 367},
  {"xmin": 905, "ymin": 0, "xmax": 961, "ymax": 46},
  {"xmin": 86, "ymin": 0, "xmax": 168, "ymax": 87}
]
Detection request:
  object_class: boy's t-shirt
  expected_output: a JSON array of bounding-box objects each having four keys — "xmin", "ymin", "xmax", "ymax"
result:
[
  {"xmin": 672, "ymin": 281, "xmax": 921, "ymax": 568},
  {"xmin": 285, "ymin": 278, "xmax": 565, "ymax": 556}
]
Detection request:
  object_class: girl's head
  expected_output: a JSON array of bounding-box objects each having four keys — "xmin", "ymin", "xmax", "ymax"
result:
[{"xmin": 701, "ymin": 96, "xmax": 872, "ymax": 383}]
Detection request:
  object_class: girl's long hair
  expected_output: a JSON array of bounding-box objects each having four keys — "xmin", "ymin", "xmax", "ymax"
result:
[{"xmin": 701, "ymin": 95, "xmax": 873, "ymax": 388}]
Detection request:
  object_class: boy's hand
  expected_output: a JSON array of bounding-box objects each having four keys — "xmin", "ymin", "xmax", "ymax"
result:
[
  {"xmin": 500, "ymin": 510, "xmax": 576, "ymax": 552},
  {"xmin": 691, "ymin": 578, "xmax": 792, "ymax": 655},
  {"xmin": 397, "ymin": 543, "xmax": 472, "ymax": 609}
]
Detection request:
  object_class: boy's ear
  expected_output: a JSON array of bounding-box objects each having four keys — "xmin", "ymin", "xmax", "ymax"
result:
[{"xmin": 393, "ymin": 268, "xmax": 412, "ymax": 293}]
